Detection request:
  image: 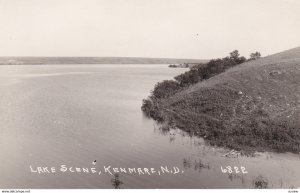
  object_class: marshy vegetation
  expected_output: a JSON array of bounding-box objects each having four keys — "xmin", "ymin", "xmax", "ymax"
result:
[
  {"xmin": 253, "ymin": 175, "xmax": 268, "ymax": 189},
  {"xmin": 111, "ymin": 174, "xmax": 123, "ymax": 189},
  {"xmin": 183, "ymin": 157, "xmax": 210, "ymax": 172}
]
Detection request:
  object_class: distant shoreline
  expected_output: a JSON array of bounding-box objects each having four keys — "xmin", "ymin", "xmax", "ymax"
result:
[{"xmin": 0, "ymin": 57, "xmax": 208, "ymax": 65}]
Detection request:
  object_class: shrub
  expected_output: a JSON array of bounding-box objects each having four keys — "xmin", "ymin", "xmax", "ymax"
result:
[
  {"xmin": 141, "ymin": 98, "xmax": 164, "ymax": 122},
  {"xmin": 152, "ymin": 80, "xmax": 181, "ymax": 99},
  {"xmin": 253, "ymin": 175, "xmax": 268, "ymax": 189},
  {"xmin": 174, "ymin": 50, "xmax": 247, "ymax": 86},
  {"xmin": 175, "ymin": 69, "xmax": 201, "ymax": 86},
  {"xmin": 249, "ymin": 52, "xmax": 261, "ymax": 61}
]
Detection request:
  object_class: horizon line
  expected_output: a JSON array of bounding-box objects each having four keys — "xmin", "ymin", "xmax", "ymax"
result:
[{"xmin": 0, "ymin": 56, "xmax": 209, "ymax": 60}]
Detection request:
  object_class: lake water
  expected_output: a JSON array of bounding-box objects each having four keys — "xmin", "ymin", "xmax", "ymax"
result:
[{"xmin": 0, "ymin": 65, "xmax": 299, "ymax": 189}]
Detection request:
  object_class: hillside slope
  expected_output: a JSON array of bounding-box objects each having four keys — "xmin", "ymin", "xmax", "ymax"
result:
[{"xmin": 147, "ymin": 47, "xmax": 300, "ymax": 153}]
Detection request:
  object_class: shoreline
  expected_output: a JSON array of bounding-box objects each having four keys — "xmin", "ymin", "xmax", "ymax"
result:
[{"xmin": 141, "ymin": 48, "xmax": 300, "ymax": 155}]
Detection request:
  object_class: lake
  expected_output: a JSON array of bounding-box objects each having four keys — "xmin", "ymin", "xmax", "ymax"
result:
[{"xmin": 0, "ymin": 65, "xmax": 299, "ymax": 188}]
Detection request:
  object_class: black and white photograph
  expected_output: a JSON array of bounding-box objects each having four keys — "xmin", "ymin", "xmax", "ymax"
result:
[{"xmin": 0, "ymin": 0, "xmax": 300, "ymax": 191}]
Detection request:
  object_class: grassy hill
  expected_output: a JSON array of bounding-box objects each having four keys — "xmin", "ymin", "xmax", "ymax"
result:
[
  {"xmin": 142, "ymin": 47, "xmax": 300, "ymax": 153},
  {"xmin": 0, "ymin": 57, "xmax": 208, "ymax": 65}
]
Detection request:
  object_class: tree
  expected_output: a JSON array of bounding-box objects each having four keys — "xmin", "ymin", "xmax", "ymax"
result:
[
  {"xmin": 152, "ymin": 80, "xmax": 181, "ymax": 98},
  {"xmin": 229, "ymin": 50, "xmax": 245, "ymax": 64},
  {"xmin": 236, "ymin": 56, "xmax": 246, "ymax": 64},
  {"xmin": 230, "ymin": 50, "xmax": 240, "ymax": 60},
  {"xmin": 249, "ymin": 52, "xmax": 261, "ymax": 60}
]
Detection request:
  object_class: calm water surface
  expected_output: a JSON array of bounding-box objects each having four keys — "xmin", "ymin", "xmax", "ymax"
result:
[{"xmin": 0, "ymin": 65, "xmax": 299, "ymax": 188}]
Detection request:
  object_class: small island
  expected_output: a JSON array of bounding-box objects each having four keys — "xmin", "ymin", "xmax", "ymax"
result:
[{"xmin": 169, "ymin": 63, "xmax": 196, "ymax": 68}]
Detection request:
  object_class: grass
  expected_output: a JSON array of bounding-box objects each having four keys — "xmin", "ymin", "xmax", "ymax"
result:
[
  {"xmin": 142, "ymin": 47, "xmax": 300, "ymax": 154},
  {"xmin": 253, "ymin": 175, "xmax": 268, "ymax": 189}
]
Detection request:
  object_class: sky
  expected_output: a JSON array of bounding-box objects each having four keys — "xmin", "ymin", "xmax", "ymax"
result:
[{"xmin": 0, "ymin": 0, "xmax": 299, "ymax": 59}]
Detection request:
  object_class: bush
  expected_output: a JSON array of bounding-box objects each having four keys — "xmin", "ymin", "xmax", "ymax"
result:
[
  {"xmin": 175, "ymin": 69, "xmax": 201, "ymax": 86},
  {"xmin": 174, "ymin": 50, "xmax": 246, "ymax": 86},
  {"xmin": 141, "ymin": 98, "xmax": 164, "ymax": 122},
  {"xmin": 152, "ymin": 80, "xmax": 181, "ymax": 99},
  {"xmin": 249, "ymin": 52, "xmax": 261, "ymax": 61},
  {"xmin": 253, "ymin": 175, "xmax": 268, "ymax": 189}
]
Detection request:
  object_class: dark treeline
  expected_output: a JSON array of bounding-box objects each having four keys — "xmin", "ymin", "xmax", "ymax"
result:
[
  {"xmin": 175, "ymin": 50, "xmax": 246, "ymax": 87},
  {"xmin": 142, "ymin": 50, "xmax": 259, "ymax": 118}
]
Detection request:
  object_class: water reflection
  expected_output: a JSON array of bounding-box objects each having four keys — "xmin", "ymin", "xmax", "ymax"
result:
[
  {"xmin": 227, "ymin": 173, "xmax": 246, "ymax": 185},
  {"xmin": 153, "ymin": 121, "xmax": 300, "ymax": 188},
  {"xmin": 111, "ymin": 174, "xmax": 124, "ymax": 189},
  {"xmin": 183, "ymin": 157, "xmax": 210, "ymax": 172}
]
